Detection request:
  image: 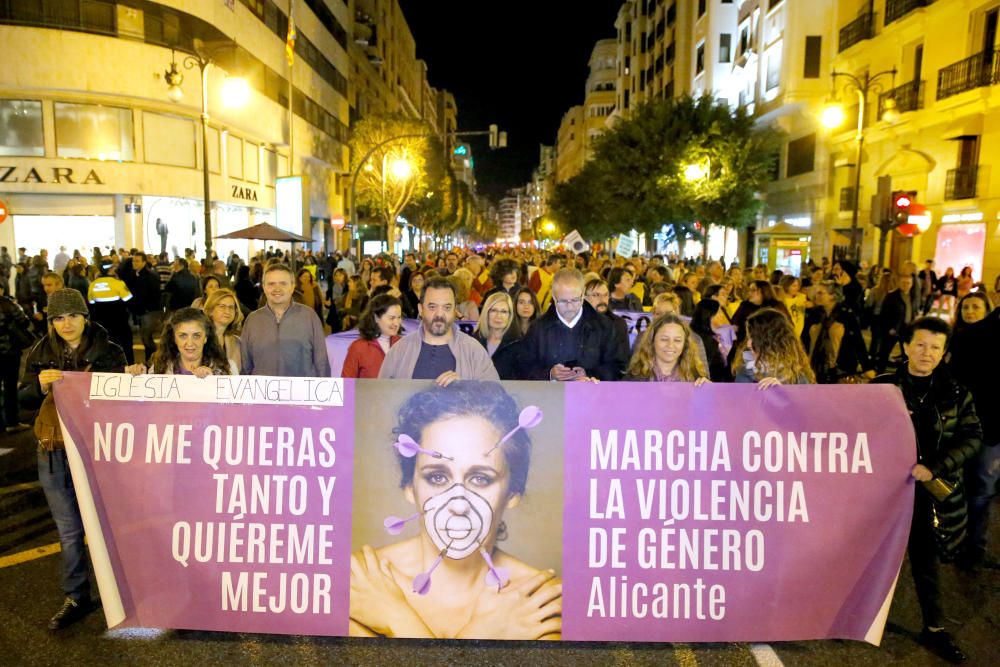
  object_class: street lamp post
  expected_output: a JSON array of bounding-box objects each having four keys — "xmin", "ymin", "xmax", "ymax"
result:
[
  {"xmin": 821, "ymin": 68, "xmax": 898, "ymax": 262},
  {"xmin": 164, "ymin": 48, "xmax": 248, "ymax": 261},
  {"xmin": 348, "ymin": 126, "xmax": 507, "ymax": 258}
]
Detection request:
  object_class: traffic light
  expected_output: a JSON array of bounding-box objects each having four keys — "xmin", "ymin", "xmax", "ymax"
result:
[{"xmin": 891, "ymin": 191, "xmax": 912, "ymax": 226}]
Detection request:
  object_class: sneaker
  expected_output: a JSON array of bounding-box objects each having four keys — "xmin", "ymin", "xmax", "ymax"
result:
[
  {"xmin": 48, "ymin": 597, "xmax": 93, "ymax": 631},
  {"xmin": 4, "ymin": 423, "xmax": 31, "ymax": 434},
  {"xmin": 919, "ymin": 628, "xmax": 967, "ymax": 664}
]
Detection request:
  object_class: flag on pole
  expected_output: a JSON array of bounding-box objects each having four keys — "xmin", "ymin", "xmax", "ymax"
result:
[{"xmin": 285, "ymin": 10, "xmax": 297, "ymax": 66}]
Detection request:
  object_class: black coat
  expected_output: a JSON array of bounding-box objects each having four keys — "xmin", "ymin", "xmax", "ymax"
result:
[
  {"xmin": 165, "ymin": 269, "xmax": 200, "ymax": 311},
  {"xmin": 949, "ymin": 308, "xmax": 1000, "ymax": 443},
  {"xmin": 801, "ymin": 305, "xmax": 872, "ymax": 380},
  {"xmin": 877, "ymin": 290, "xmax": 911, "ymax": 340},
  {"xmin": 21, "ymin": 323, "xmax": 127, "ymax": 405},
  {"xmin": 128, "ymin": 266, "xmax": 162, "ymax": 315},
  {"xmin": 473, "ymin": 329, "xmax": 522, "ymax": 381},
  {"xmin": 873, "ymin": 366, "xmax": 982, "ymax": 556},
  {"xmin": 518, "ymin": 301, "xmax": 627, "ymax": 381}
]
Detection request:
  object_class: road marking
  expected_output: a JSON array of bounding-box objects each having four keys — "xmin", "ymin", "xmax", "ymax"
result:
[
  {"xmin": 0, "ymin": 542, "xmax": 60, "ymax": 568},
  {"xmin": 0, "ymin": 480, "xmax": 40, "ymax": 496},
  {"xmin": 105, "ymin": 628, "xmax": 168, "ymax": 640},
  {"xmin": 675, "ymin": 644, "xmax": 699, "ymax": 667},
  {"xmin": 749, "ymin": 643, "xmax": 784, "ymax": 667}
]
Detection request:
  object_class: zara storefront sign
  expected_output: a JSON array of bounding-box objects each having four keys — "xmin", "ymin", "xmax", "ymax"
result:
[
  {"xmin": 231, "ymin": 184, "xmax": 259, "ymax": 202},
  {"xmin": 0, "ymin": 165, "xmax": 104, "ymax": 185}
]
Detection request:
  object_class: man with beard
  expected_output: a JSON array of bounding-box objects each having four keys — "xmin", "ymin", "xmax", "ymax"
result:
[
  {"xmin": 584, "ymin": 278, "xmax": 630, "ymax": 362},
  {"xmin": 520, "ymin": 269, "xmax": 626, "ymax": 381},
  {"xmin": 379, "ymin": 277, "xmax": 499, "ymax": 385}
]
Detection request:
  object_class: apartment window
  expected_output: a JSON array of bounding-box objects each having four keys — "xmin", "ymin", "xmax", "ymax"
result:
[
  {"xmin": 720, "ymin": 34, "xmax": 732, "ymax": 63},
  {"xmin": 803, "ymin": 36, "xmax": 822, "ymax": 78},
  {"xmin": 696, "ymin": 43, "xmax": 706, "ymax": 75},
  {"xmin": 54, "ymin": 102, "xmax": 134, "ymax": 161},
  {"xmin": 740, "ymin": 26, "xmax": 750, "ymax": 54},
  {"xmin": 766, "ymin": 43, "xmax": 782, "ymax": 90},
  {"xmin": 666, "ymin": 3, "xmax": 676, "ymax": 26},
  {"xmin": 769, "ymin": 0, "xmax": 784, "ymax": 9},
  {"xmin": 0, "ymin": 100, "xmax": 44, "ymax": 157},
  {"xmin": 698, "ymin": 0, "xmax": 706, "ymax": 19},
  {"xmin": 786, "ymin": 134, "xmax": 816, "ymax": 177},
  {"xmin": 666, "ymin": 43, "xmax": 675, "ymax": 63}
]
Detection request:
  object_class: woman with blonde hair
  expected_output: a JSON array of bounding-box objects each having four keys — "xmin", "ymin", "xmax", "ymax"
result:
[
  {"xmin": 202, "ymin": 287, "xmax": 243, "ymax": 373},
  {"xmin": 450, "ymin": 268, "xmax": 480, "ymax": 322},
  {"xmin": 627, "ymin": 313, "xmax": 709, "ymax": 384},
  {"xmin": 733, "ymin": 308, "xmax": 815, "ymax": 388},
  {"xmin": 473, "ymin": 292, "xmax": 521, "ymax": 379}
]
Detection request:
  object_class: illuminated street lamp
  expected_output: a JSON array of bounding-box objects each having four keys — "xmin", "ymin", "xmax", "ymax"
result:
[
  {"xmin": 820, "ymin": 67, "xmax": 898, "ymax": 261},
  {"xmin": 683, "ymin": 162, "xmax": 709, "ymax": 182},
  {"xmin": 389, "ymin": 158, "xmax": 413, "ymax": 181},
  {"xmin": 164, "ymin": 48, "xmax": 248, "ymax": 260}
]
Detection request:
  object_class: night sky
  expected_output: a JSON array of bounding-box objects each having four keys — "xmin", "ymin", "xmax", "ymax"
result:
[{"xmin": 398, "ymin": 0, "xmax": 623, "ymax": 201}]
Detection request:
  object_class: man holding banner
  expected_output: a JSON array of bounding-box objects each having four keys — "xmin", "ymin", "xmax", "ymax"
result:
[{"xmin": 378, "ymin": 277, "xmax": 498, "ymax": 385}]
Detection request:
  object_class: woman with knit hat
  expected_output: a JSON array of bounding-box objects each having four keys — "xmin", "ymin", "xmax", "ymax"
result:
[{"xmin": 21, "ymin": 288, "xmax": 126, "ymax": 630}]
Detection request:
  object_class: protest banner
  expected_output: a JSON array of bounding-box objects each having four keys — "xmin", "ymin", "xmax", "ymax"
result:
[{"xmin": 54, "ymin": 374, "xmax": 914, "ymax": 643}]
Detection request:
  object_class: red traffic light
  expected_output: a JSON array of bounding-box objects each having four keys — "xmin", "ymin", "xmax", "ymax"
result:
[{"xmin": 894, "ymin": 194, "xmax": 911, "ymax": 208}]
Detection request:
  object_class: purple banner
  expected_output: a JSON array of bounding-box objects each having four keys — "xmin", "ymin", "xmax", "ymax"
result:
[
  {"xmin": 55, "ymin": 373, "xmax": 355, "ymax": 635},
  {"xmin": 54, "ymin": 376, "xmax": 914, "ymax": 644},
  {"xmin": 562, "ymin": 382, "xmax": 914, "ymax": 643}
]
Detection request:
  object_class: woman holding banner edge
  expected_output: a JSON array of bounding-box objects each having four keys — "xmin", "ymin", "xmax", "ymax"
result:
[
  {"xmin": 21, "ymin": 288, "xmax": 127, "ymax": 630},
  {"xmin": 732, "ymin": 308, "xmax": 816, "ymax": 388},
  {"xmin": 124, "ymin": 308, "xmax": 235, "ymax": 377},
  {"xmin": 349, "ymin": 381, "xmax": 562, "ymax": 640}
]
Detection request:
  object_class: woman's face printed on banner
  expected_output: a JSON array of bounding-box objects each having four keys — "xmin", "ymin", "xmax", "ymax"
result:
[{"xmin": 405, "ymin": 415, "xmax": 520, "ymax": 559}]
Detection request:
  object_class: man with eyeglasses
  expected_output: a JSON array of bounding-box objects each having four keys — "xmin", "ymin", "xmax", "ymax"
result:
[
  {"xmin": 584, "ymin": 277, "xmax": 630, "ymax": 363},
  {"xmin": 519, "ymin": 268, "xmax": 626, "ymax": 381}
]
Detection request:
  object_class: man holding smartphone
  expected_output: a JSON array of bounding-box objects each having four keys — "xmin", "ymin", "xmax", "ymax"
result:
[{"xmin": 518, "ymin": 268, "xmax": 626, "ymax": 382}]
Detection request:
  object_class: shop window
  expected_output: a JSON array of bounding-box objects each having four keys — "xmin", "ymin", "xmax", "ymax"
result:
[
  {"xmin": 0, "ymin": 100, "xmax": 44, "ymax": 157},
  {"xmin": 244, "ymin": 141, "xmax": 260, "ymax": 183},
  {"xmin": 786, "ymin": 134, "xmax": 816, "ymax": 177},
  {"xmin": 54, "ymin": 102, "xmax": 134, "ymax": 161},
  {"xmin": 226, "ymin": 134, "xmax": 244, "ymax": 180},
  {"xmin": 142, "ymin": 111, "xmax": 195, "ymax": 168},
  {"xmin": 206, "ymin": 127, "xmax": 220, "ymax": 174}
]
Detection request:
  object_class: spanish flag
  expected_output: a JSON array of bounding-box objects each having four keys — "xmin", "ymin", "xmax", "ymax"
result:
[{"xmin": 285, "ymin": 11, "xmax": 296, "ymax": 66}]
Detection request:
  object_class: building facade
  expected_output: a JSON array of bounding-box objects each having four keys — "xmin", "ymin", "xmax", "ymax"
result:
[
  {"xmin": 556, "ymin": 105, "xmax": 586, "ymax": 183},
  {"xmin": 0, "ymin": 0, "xmax": 352, "ymax": 262},
  {"xmin": 824, "ymin": 0, "xmax": 1000, "ymax": 284}
]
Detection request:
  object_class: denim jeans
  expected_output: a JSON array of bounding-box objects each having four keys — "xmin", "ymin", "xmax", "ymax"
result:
[
  {"xmin": 966, "ymin": 443, "xmax": 1000, "ymax": 556},
  {"xmin": 37, "ymin": 448, "xmax": 90, "ymax": 602}
]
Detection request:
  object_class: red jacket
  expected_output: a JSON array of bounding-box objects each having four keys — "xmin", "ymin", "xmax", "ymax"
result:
[{"xmin": 341, "ymin": 336, "xmax": 400, "ymax": 378}]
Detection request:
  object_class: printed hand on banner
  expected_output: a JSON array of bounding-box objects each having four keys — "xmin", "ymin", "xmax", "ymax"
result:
[
  {"xmin": 456, "ymin": 568, "xmax": 562, "ymax": 640},
  {"xmin": 349, "ymin": 545, "xmax": 432, "ymax": 638}
]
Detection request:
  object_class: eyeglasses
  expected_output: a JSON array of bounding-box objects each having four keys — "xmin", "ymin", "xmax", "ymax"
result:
[{"xmin": 554, "ymin": 297, "xmax": 583, "ymax": 307}]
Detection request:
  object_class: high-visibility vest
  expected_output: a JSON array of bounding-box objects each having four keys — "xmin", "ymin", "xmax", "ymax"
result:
[{"xmin": 88, "ymin": 276, "xmax": 133, "ymax": 304}]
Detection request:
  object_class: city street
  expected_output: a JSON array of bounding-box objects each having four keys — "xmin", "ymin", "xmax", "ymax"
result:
[{"xmin": 1, "ymin": 422, "xmax": 997, "ymax": 666}]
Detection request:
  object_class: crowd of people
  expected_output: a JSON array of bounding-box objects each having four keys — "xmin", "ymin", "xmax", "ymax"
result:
[{"xmin": 0, "ymin": 242, "xmax": 997, "ymax": 663}]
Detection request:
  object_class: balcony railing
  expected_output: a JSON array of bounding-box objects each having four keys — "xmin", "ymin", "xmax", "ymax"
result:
[
  {"xmin": 839, "ymin": 12, "xmax": 875, "ymax": 53},
  {"xmin": 945, "ymin": 166, "xmax": 978, "ymax": 200},
  {"xmin": 879, "ymin": 80, "xmax": 924, "ymax": 115},
  {"xmin": 839, "ymin": 187, "xmax": 858, "ymax": 212},
  {"xmin": 937, "ymin": 51, "xmax": 1000, "ymax": 99},
  {"xmin": 885, "ymin": 0, "xmax": 929, "ymax": 26}
]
